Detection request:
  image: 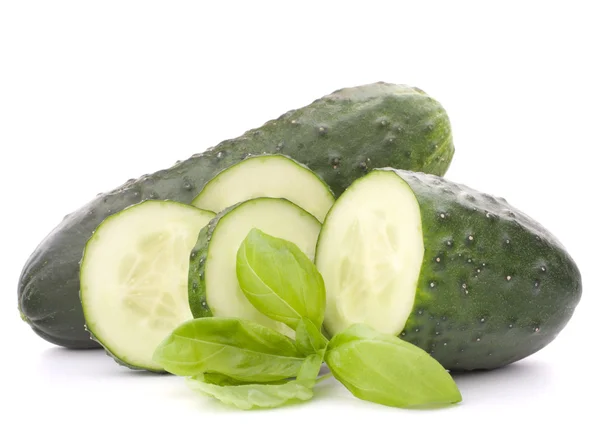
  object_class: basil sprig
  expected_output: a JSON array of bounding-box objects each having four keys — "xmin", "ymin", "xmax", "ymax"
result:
[{"xmin": 154, "ymin": 229, "xmax": 462, "ymax": 410}]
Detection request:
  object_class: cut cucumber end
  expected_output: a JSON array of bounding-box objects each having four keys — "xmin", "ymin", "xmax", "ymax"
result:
[
  {"xmin": 80, "ymin": 201, "xmax": 215, "ymax": 371},
  {"xmin": 191, "ymin": 198, "xmax": 322, "ymax": 338},
  {"xmin": 191, "ymin": 154, "xmax": 335, "ymax": 222},
  {"xmin": 316, "ymin": 170, "xmax": 424, "ymax": 336}
]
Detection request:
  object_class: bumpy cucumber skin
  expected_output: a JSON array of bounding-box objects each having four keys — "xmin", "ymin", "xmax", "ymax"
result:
[
  {"xmin": 385, "ymin": 169, "xmax": 582, "ymax": 371},
  {"xmin": 19, "ymin": 82, "xmax": 454, "ymax": 348},
  {"xmin": 188, "ymin": 210, "xmax": 223, "ymax": 319}
]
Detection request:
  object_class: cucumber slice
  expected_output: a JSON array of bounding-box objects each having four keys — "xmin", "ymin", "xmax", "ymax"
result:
[
  {"xmin": 316, "ymin": 171, "xmax": 424, "ymax": 336},
  {"xmin": 189, "ymin": 198, "xmax": 322, "ymax": 338},
  {"xmin": 80, "ymin": 201, "xmax": 215, "ymax": 371},
  {"xmin": 191, "ymin": 155, "xmax": 335, "ymax": 222}
]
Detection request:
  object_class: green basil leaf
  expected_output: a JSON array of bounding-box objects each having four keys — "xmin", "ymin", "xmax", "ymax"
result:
[
  {"xmin": 185, "ymin": 354, "xmax": 324, "ymax": 410},
  {"xmin": 186, "ymin": 374, "xmax": 314, "ymax": 410},
  {"xmin": 325, "ymin": 324, "xmax": 462, "ymax": 408},
  {"xmin": 200, "ymin": 352, "xmax": 324, "ymax": 388},
  {"xmin": 236, "ymin": 228, "xmax": 326, "ymax": 330},
  {"xmin": 296, "ymin": 317, "xmax": 328, "ymax": 356},
  {"xmin": 200, "ymin": 373, "xmax": 289, "ymax": 386},
  {"xmin": 153, "ymin": 317, "xmax": 304, "ymax": 381}
]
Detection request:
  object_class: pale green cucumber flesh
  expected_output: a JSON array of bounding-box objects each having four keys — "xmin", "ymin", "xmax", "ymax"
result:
[
  {"xmin": 189, "ymin": 198, "xmax": 321, "ymax": 338},
  {"xmin": 192, "ymin": 154, "xmax": 335, "ymax": 222},
  {"xmin": 316, "ymin": 169, "xmax": 582, "ymax": 371},
  {"xmin": 317, "ymin": 172, "xmax": 424, "ymax": 336},
  {"xmin": 80, "ymin": 201, "xmax": 214, "ymax": 371}
]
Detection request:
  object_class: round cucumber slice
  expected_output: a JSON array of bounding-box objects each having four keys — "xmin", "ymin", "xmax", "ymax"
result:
[
  {"xmin": 316, "ymin": 171, "xmax": 424, "ymax": 337},
  {"xmin": 191, "ymin": 154, "xmax": 335, "ymax": 222},
  {"xmin": 189, "ymin": 197, "xmax": 322, "ymax": 338},
  {"xmin": 80, "ymin": 200, "xmax": 215, "ymax": 371}
]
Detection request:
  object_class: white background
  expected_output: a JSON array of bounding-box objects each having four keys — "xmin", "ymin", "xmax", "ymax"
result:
[{"xmin": 1, "ymin": 1, "xmax": 598, "ymax": 438}]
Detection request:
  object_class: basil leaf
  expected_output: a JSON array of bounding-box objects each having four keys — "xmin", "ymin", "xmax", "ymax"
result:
[
  {"xmin": 200, "ymin": 373, "xmax": 287, "ymax": 386},
  {"xmin": 186, "ymin": 355, "xmax": 324, "ymax": 410},
  {"xmin": 153, "ymin": 317, "xmax": 304, "ymax": 382},
  {"xmin": 325, "ymin": 324, "xmax": 462, "ymax": 408},
  {"xmin": 200, "ymin": 351, "xmax": 324, "ymax": 387},
  {"xmin": 296, "ymin": 317, "xmax": 328, "ymax": 356},
  {"xmin": 236, "ymin": 228, "xmax": 326, "ymax": 330},
  {"xmin": 187, "ymin": 374, "xmax": 314, "ymax": 410}
]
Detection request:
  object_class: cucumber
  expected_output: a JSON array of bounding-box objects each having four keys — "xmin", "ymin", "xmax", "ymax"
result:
[
  {"xmin": 80, "ymin": 201, "xmax": 214, "ymax": 371},
  {"xmin": 192, "ymin": 154, "xmax": 335, "ymax": 222},
  {"xmin": 19, "ymin": 82, "xmax": 454, "ymax": 348},
  {"xmin": 316, "ymin": 169, "xmax": 582, "ymax": 371},
  {"xmin": 188, "ymin": 198, "xmax": 322, "ymax": 338}
]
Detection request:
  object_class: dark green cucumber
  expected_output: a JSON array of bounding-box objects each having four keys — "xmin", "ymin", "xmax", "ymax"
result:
[
  {"xmin": 316, "ymin": 169, "xmax": 582, "ymax": 371},
  {"xmin": 18, "ymin": 82, "xmax": 454, "ymax": 348}
]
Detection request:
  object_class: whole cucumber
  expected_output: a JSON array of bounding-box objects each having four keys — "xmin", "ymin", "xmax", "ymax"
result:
[
  {"xmin": 316, "ymin": 168, "xmax": 582, "ymax": 370},
  {"xmin": 18, "ymin": 82, "xmax": 454, "ymax": 348}
]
